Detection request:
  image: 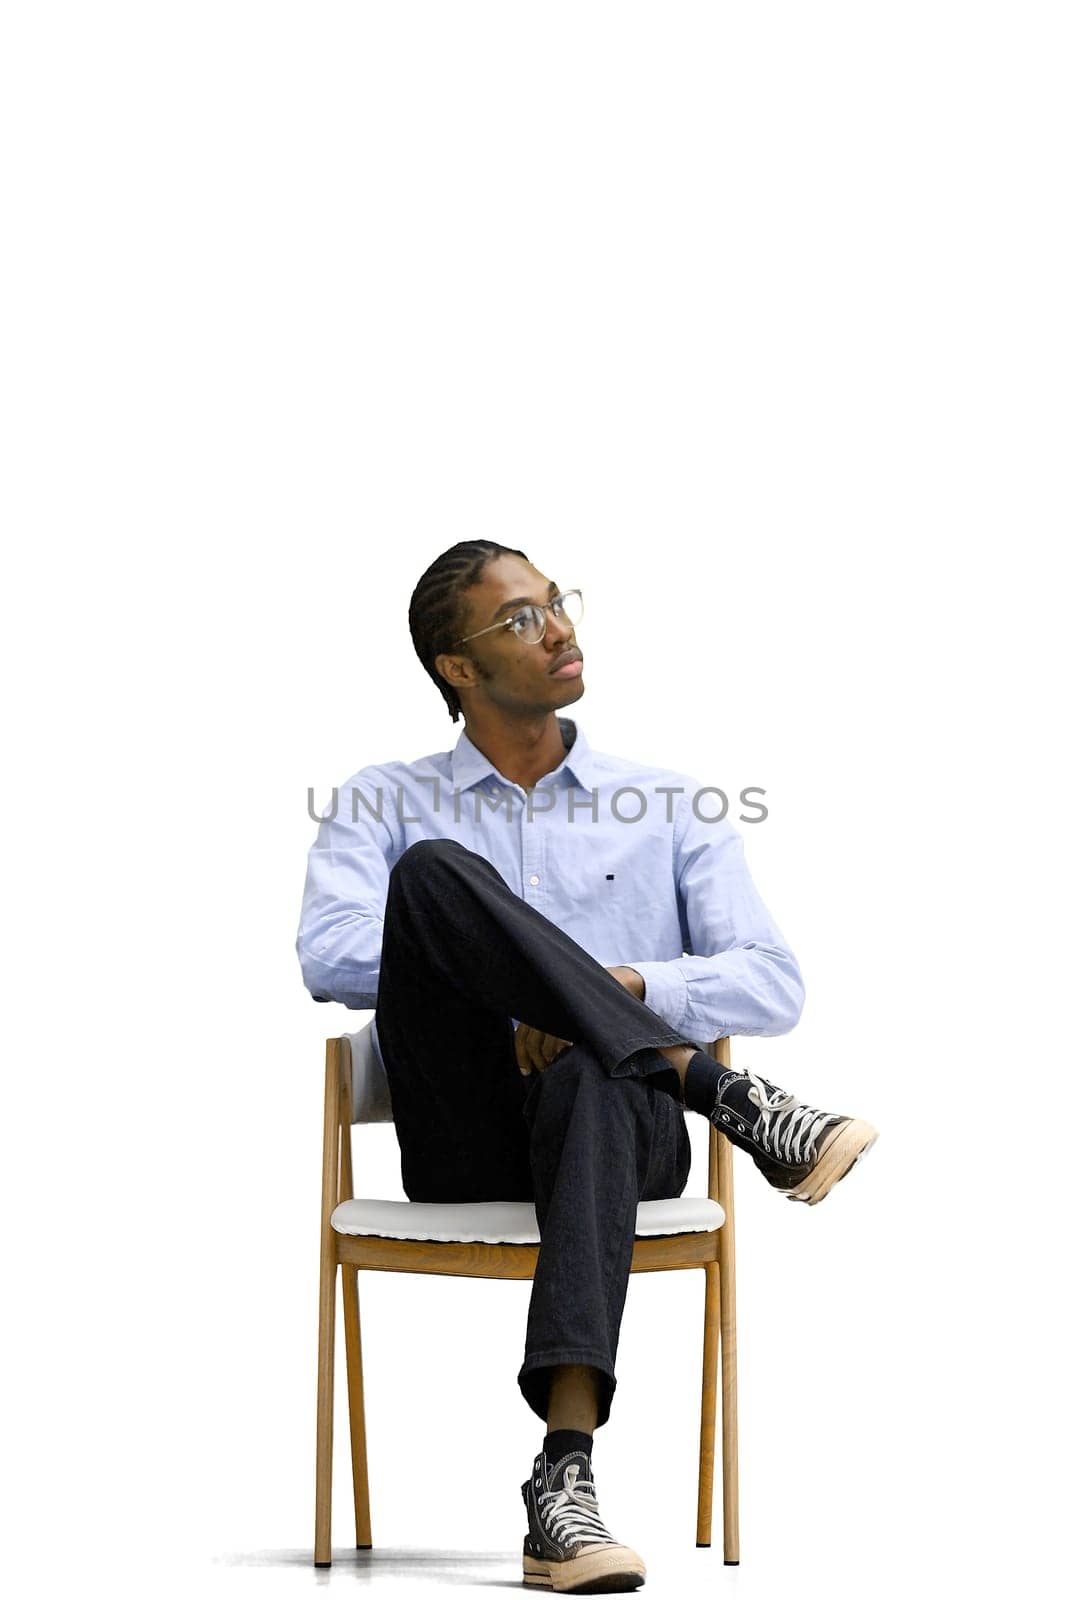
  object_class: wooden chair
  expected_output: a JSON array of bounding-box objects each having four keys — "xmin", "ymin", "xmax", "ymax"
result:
[{"xmin": 314, "ymin": 1022, "xmax": 740, "ymax": 1568}]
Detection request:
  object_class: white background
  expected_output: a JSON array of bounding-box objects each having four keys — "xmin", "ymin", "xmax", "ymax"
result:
[{"xmin": 2, "ymin": 4, "xmax": 1063, "ymax": 1598}]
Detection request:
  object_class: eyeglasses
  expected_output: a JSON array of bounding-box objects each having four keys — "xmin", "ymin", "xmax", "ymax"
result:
[{"xmin": 456, "ymin": 588, "xmax": 584, "ymax": 648}]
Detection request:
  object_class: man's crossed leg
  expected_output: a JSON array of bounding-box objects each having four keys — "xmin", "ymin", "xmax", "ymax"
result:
[{"xmin": 374, "ymin": 838, "xmax": 877, "ymax": 1593}]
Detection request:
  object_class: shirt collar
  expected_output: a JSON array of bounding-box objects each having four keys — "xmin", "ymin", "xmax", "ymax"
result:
[{"xmin": 451, "ymin": 717, "xmax": 597, "ymax": 794}]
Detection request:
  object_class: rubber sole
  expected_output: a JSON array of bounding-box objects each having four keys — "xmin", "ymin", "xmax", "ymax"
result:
[
  {"xmin": 786, "ymin": 1118, "xmax": 879, "ymax": 1205},
  {"xmin": 522, "ymin": 1544, "xmax": 646, "ymax": 1593}
]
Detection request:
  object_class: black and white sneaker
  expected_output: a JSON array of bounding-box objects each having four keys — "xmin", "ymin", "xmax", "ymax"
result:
[
  {"xmin": 520, "ymin": 1448, "xmax": 645, "ymax": 1593},
  {"xmin": 711, "ymin": 1068, "xmax": 878, "ymax": 1205}
]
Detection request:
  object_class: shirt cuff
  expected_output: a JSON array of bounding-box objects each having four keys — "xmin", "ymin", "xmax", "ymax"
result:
[{"xmin": 625, "ymin": 960, "xmax": 689, "ymax": 1033}]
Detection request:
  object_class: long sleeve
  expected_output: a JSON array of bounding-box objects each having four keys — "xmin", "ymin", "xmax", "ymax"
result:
[
  {"xmin": 625, "ymin": 792, "xmax": 805, "ymax": 1043},
  {"xmin": 295, "ymin": 770, "xmax": 399, "ymax": 1008}
]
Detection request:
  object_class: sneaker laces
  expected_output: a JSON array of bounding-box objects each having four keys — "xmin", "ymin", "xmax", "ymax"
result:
[
  {"xmin": 538, "ymin": 1462, "xmax": 617, "ymax": 1551},
  {"xmin": 744, "ymin": 1072, "xmax": 837, "ymax": 1164}
]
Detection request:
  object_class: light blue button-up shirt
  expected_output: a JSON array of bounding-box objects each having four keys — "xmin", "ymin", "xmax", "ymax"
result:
[{"xmin": 296, "ymin": 718, "xmax": 804, "ymax": 1063}]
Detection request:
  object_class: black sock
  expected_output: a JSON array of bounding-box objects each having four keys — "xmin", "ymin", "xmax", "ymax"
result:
[
  {"xmin": 679, "ymin": 1049, "xmax": 729, "ymax": 1118},
  {"xmin": 543, "ymin": 1428, "xmax": 593, "ymax": 1469}
]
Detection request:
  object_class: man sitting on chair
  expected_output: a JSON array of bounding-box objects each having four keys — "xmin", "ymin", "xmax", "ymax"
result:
[{"xmin": 296, "ymin": 540, "xmax": 877, "ymax": 1595}]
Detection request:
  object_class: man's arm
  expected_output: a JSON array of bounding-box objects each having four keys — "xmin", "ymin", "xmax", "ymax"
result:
[
  {"xmin": 622, "ymin": 792, "xmax": 805, "ymax": 1042},
  {"xmin": 296, "ymin": 772, "xmax": 397, "ymax": 1008}
]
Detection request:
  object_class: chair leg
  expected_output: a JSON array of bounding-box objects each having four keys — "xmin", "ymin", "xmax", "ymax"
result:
[
  {"xmin": 696, "ymin": 1261, "xmax": 721, "ymax": 1546},
  {"xmin": 341, "ymin": 1263, "xmax": 373, "ymax": 1548},
  {"xmin": 720, "ymin": 1242, "xmax": 740, "ymax": 1564},
  {"xmin": 314, "ymin": 1244, "xmax": 337, "ymax": 1566}
]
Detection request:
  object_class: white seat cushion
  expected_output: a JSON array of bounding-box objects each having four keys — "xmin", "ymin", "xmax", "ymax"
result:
[{"xmin": 331, "ymin": 1195, "xmax": 725, "ymax": 1244}]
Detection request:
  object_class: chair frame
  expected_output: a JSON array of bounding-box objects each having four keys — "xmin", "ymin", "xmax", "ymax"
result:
[{"xmin": 314, "ymin": 1034, "xmax": 739, "ymax": 1567}]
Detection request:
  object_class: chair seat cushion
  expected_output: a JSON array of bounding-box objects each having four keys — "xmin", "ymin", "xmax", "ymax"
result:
[{"xmin": 331, "ymin": 1195, "xmax": 725, "ymax": 1244}]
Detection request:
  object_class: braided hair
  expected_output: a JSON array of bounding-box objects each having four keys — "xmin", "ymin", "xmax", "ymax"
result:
[{"xmin": 409, "ymin": 540, "xmax": 528, "ymax": 722}]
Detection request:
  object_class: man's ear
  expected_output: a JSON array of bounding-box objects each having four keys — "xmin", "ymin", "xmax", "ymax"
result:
[{"xmin": 434, "ymin": 650, "xmax": 478, "ymax": 697}]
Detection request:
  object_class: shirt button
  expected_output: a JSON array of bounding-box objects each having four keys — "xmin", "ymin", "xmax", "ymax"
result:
[
  {"xmin": 491, "ymin": 787, "xmax": 499, "ymax": 796},
  {"xmin": 529, "ymin": 874, "xmax": 540, "ymax": 886}
]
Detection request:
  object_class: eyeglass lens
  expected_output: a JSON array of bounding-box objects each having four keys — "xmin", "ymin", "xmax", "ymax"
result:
[{"xmin": 512, "ymin": 590, "xmax": 583, "ymax": 642}]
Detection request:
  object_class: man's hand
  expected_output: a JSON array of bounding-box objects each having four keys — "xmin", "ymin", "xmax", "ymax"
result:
[
  {"xmin": 515, "ymin": 1023, "xmax": 573, "ymax": 1076},
  {"xmin": 606, "ymin": 964, "xmax": 646, "ymax": 1000}
]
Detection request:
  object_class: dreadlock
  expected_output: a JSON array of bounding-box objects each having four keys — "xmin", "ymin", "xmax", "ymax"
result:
[{"xmin": 409, "ymin": 540, "xmax": 529, "ymax": 722}]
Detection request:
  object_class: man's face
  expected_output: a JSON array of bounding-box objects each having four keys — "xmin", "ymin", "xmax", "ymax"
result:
[{"xmin": 441, "ymin": 553, "xmax": 585, "ymax": 718}]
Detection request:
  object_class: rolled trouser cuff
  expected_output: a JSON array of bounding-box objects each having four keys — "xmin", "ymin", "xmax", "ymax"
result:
[{"xmin": 517, "ymin": 1350, "xmax": 618, "ymax": 1429}]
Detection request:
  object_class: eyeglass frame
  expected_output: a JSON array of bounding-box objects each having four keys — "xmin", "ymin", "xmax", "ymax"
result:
[{"xmin": 454, "ymin": 588, "xmax": 583, "ymax": 649}]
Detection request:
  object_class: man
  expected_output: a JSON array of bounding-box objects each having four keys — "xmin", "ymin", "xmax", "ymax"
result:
[{"xmin": 297, "ymin": 540, "xmax": 877, "ymax": 1594}]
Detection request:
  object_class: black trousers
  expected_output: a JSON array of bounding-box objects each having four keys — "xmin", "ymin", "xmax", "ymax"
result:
[{"xmin": 374, "ymin": 838, "xmax": 697, "ymax": 1428}]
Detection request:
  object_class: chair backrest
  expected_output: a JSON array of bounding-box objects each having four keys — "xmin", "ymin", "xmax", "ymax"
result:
[
  {"xmin": 336, "ymin": 1021, "xmax": 735, "ymax": 1215},
  {"xmin": 343, "ymin": 1023, "xmax": 394, "ymax": 1124}
]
